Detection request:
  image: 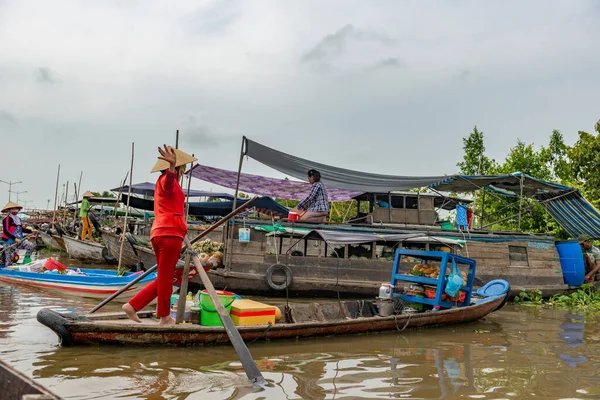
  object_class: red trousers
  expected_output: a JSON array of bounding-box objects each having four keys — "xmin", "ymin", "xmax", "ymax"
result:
[{"xmin": 129, "ymin": 236, "xmax": 183, "ymax": 317}]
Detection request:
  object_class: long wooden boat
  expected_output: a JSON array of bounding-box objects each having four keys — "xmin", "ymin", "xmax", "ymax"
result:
[
  {"xmin": 0, "ymin": 265, "xmax": 157, "ymax": 300},
  {"xmin": 36, "ymin": 293, "xmax": 506, "ymax": 347},
  {"xmin": 62, "ymin": 235, "xmax": 111, "ymax": 263},
  {"xmin": 0, "ymin": 359, "xmax": 62, "ymax": 399},
  {"xmin": 101, "ymin": 231, "xmax": 157, "ymax": 269},
  {"xmin": 39, "ymin": 232, "xmax": 65, "ymax": 251}
]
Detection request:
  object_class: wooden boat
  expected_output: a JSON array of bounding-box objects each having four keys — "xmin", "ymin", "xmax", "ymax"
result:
[
  {"xmin": 101, "ymin": 231, "xmax": 157, "ymax": 269},
  {"xmin": 0, "ymin": 359, "xmax": 62, "ymax": 400},
  {"xmin": 39, "ymin": 232, "xmax": 65, "ymax": 251},
  {"xmin": 0, "ymin": 264, "xmax": 157, "ymax": 300},
  {"xmin": 36, "ymin": 293, "xmax": 506, "ymax": 346},
  {"xmin": 62, "ymin": 235, "xmax": 112, "ymax": 263}
]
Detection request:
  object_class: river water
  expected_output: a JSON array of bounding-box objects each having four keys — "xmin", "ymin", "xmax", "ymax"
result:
[{"xmin": 2, "ymin": 256, "xmax": 600, "ymax": 399}]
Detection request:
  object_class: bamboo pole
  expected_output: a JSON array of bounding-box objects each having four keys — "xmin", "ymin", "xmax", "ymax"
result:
[
  {"xmin": 62, "ymin": 181, "xmax": 69, "ymax": 225},
  {"xmin": 226, "ymin": 136, "xmax": 246, "ymax": 267},
  {"xmin": 176, "ymin": 154, "xmax": 195, "ymax": 323},
  {"xmin": 117, "ymin": 143, "xmax": 135, "ymax": 272},
  {"xmin": 52, "ymin": 165, "xmax": 60, "ymax": 223}
]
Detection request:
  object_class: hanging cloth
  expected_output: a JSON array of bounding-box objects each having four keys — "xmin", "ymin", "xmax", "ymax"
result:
[{"xmin": 456, "ymin": 204, "xmax": 468, "ymax": 230}]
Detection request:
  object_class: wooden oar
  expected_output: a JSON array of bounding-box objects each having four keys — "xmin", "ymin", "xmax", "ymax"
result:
[
  {"xmin": 89, "ymin": 197, "xmax": 258, "ymax": 314},
  {"xmin": 183, "ymin": 236, "xmax": 268, "ymax": 388}
]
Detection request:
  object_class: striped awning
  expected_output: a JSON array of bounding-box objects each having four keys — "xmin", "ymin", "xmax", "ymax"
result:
[{"xmin": 537, "ymin": 191, "xmax": 600, "ymax": 239}]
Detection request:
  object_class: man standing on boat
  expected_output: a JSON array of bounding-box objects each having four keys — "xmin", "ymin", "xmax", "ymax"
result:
[
  {"xmin": 79, "ymin": 191, "xmax": 95, "ymax": 241},
  {"xmin": 122, "ymin": 145, "xmax": 197, "ymax": 325},
  {"xmin": 580, "ymin": 234, "xmax": 600, "ymax": 283},
  {"xmin": 293, "ymin": 169, "xmax": 330, "ymax": 223}
]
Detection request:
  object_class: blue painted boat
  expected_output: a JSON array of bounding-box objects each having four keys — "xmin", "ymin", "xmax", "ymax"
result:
[{"xmin": 0, "ymin": 261, "xmax": 157, "ymax": 300}]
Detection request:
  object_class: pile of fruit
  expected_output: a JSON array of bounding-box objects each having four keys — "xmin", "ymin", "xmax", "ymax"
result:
[
  {"xmin": 192, "ymin": 239, "xmax": 224, "ymax": 265},
  {"xmin": 408, "ymin": 263, "xmax": 467, "ymax": 281}
]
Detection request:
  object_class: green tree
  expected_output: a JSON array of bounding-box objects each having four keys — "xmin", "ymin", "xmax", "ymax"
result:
[
  {"xmin": 567, "ymin": 128, "xmax": 600, "ymax": 208},
  {"xmin": 456, "ymin": 126, "xmax": 495, "ymax": 175}
]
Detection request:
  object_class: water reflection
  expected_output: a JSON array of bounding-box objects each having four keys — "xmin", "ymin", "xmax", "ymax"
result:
[
  {"xmin": 5, "ymin": 278, "xmax": 600, "ymax": 399},
  {"xmin": 557, "ymin": 312, "xmax": 588, "ymax": 367}
]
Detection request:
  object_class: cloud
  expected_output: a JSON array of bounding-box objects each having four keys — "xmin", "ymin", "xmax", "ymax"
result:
[
  {"xmin": 183, "ymin": 0, "xmax": 241, "ymax": 36},
  {"xmin": 301, "ymin": 24, "xmax": 395, "ymax": 63},
  {"xmin": 0, "ymin": 110, "xmax": 16, "ymax": 123},
  {"xmin": 36, "ymin": 67, "xmax": 56, "ymax": 83},
  {"xmin": 372, "ymin": 57, "xmax": 402, "ymax": 69},
  {"xmin": 181, "ymin": 116, "xmax": 223, "ymax": 149}
]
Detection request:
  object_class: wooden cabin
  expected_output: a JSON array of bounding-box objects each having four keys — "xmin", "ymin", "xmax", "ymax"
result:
[{"xmin": 351, "ymin": 192, "xmax": 472, "ymax": 226}]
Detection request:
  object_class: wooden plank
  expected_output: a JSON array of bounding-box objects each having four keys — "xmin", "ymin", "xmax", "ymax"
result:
[{"xmin": 231, "ymin": 254, "xmax": 265, "ymax": 264}]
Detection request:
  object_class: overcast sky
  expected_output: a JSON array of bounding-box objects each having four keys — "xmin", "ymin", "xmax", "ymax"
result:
[{"xmin": 1, "ymin": 0, "xmax": 599, "ymax": 209}]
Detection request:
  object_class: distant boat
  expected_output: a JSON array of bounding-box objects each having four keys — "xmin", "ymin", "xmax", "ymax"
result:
[
  {"xmin": 62, "ymin": 235, "xmax": 114, "ymax": 263},
  {"xmin": 39, "ymin": 231, "xmax": 66, "ymax": 251},
  {"xmin": 0, "ymin": 264, "xmax": 156, "ymax": 300}
]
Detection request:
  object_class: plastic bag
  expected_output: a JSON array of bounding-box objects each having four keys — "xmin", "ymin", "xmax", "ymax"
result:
[{"xmin": 444, "ymin": 258, "xmax": 464, "ymax": 297}]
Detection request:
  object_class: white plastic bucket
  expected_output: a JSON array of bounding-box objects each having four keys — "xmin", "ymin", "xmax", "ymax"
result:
[
  {"xmin": 238, "ymin": 228, "xmax": 251, "ymax": 243},
  {"xmin": 16, "ymin": 249, "xmax": 27, "ymax": 265}
]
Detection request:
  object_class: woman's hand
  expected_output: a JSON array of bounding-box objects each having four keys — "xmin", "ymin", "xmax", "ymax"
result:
[{"xmin": 157, "ymin": 144, "xmax": 177, "ymax": 172}]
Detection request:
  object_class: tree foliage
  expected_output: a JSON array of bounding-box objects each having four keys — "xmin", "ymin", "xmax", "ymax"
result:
[{"xmin": 457, "ymin": 121, "xmax": 600, "ymax": 238}]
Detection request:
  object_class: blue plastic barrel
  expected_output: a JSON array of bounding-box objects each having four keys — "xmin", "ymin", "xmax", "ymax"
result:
[{"xmin": 555, "ymin": 241, "xmax": 585, "ymax": 286}]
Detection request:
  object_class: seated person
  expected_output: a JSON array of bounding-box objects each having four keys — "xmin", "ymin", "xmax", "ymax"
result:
[
  {"xmin": 580, "ymin": 234, "xmax": 600, "ymax": 283},
  {"xmin": 377, "ymin": 200, "xmax": 390, "ymax": 208},
  {"xmin": 292, "ymin": 169, "xmax": 329, "ymax": 223},
  {"xmin": 1, "ymin": 202, "xmax": 36, "ymax": 267}
]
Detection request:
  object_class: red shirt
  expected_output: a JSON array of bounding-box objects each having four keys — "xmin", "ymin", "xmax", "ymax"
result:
[{"xmin": 150, "ymin": 171, "xmax": 187, "ymax": 240}]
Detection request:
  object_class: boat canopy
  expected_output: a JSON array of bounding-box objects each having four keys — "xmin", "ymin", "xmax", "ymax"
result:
[
  {"xmin": 243, "ymin": 137, "xmax": 449, "ymax": 192},
  {"xmin": 111, "ymin": 182, "xmax": 234, "ymax": 199},
  {"xmin": 429, "ymin": 172, "xmax": 572, "ymax": 196},
  {"xmin": 188, "ymin": 164, "xmax": 362, "ymax": 201},
  {"xmin": 120, "ymin": 194, "xmax": 289, "ymax": 217}
]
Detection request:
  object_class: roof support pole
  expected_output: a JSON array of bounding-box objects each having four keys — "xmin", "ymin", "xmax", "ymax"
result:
[
  {"xmin": 226, "ymin": 136, "xmax": 246, "ymax": 268},
  {"xmin": 518, "ymin": 174, "xmax": 524, "ymax": 231}
]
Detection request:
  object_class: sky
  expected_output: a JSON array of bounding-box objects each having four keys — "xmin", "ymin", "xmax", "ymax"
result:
[{"xmin": 0, "ymin": 0, "xmax": 599, "ymax": 209}]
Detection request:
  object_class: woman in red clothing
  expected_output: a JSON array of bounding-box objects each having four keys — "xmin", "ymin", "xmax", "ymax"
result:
[{"xmin": 123, "ymin": 144, "xmax": 197, "ymax": 325}]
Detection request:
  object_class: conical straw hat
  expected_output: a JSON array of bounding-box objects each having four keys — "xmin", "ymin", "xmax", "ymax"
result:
[
  {"xmin": 151, "ymin": 147, "xmax": 198, "ymax": 173},
  {"xmin": 82, "ymin": 191, "xmax": 94, "ymax": 198},
  {"xmin": 2, "ymin": 201, "xmax": 23, "ymax": 213}
]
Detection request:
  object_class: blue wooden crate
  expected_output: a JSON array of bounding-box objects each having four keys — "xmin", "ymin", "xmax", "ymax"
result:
[{"xmin": 390, "ymin": 249, "xmax": 476, "ymax": 309}]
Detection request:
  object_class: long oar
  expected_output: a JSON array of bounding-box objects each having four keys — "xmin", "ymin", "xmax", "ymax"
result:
[
  {"xmin": 183, "ymin": 236, "xmax": 268, "ymax": 388},
  {"xmin": 89, "ymin": 197, "xmax": 258, "ymax": 314}
]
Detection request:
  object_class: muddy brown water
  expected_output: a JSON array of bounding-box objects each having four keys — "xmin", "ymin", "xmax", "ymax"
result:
[{"xmin": 1, "ymin": 252, "xmax": 600, "ymax": 399}]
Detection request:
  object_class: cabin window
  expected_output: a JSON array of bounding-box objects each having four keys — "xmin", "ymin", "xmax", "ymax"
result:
[
  {"xmin": 390, "ymin": 196, "xmax": 405, "ymax": 209},
  {"xmin": 509, "ymin": 245, "xmax": 529, "ymax": 266},
  {"xmin": 405, "ymin": 196, "xmax": 419, "ymax": 209}
]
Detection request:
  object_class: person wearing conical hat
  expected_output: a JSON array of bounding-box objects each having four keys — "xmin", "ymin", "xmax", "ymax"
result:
[
  {"xmin": 123, "ymin": 145, "xmax": 197, "ymax": 325},
  {"xmin": 1, "ymin": 201, "xmax": 35, "ymax": 267},
  {"xmin": 79, "ymin": 191, "xmax": 95, "ymax": 241}
]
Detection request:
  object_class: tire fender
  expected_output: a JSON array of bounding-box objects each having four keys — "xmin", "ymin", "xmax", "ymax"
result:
[{"xmin": 265, "ymin": 264, "xmax": 293, "ymax": 291}]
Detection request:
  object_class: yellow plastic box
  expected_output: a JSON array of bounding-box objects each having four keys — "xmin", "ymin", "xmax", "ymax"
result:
[{"xmin": 230, "ymin": 299, "xmax": 276, "ymax": 326}]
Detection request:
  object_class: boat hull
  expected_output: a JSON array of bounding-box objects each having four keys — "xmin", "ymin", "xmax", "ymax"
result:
[
  {"xmin": 101, "ymin": 232, "xmax": 157, "ymax": 269},
  {"xmin": 62, "ymin": 236, "xmax": 107, "ymax": 263},
  {"xmin": 39, "ymin": 232, "xmax": 66, "ymax": 251},
  {"xmin": 0, "ymin": 267, "xmax": 157, "ymax": 300},
  {"xmin": 36, "ymin": 294, "xmax": 506, "ymax": 346},
  {"xmin": 0, "ymin": 360, "xmax": 61, "ymax": 400}
]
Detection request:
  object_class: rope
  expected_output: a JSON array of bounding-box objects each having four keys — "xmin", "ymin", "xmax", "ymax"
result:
[
  {"xmin": 246, "ymin": 322, "xmax": 273, "ymax": 345},
  {"xmin": 394, "ymin": 313, "xmax": 412, "ymax": 331}
]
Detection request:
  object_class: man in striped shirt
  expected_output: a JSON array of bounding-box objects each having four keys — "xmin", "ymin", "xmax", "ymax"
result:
[{"xmin": 295, "ymin": 169, "xmax": 329, "ymax": 223}]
